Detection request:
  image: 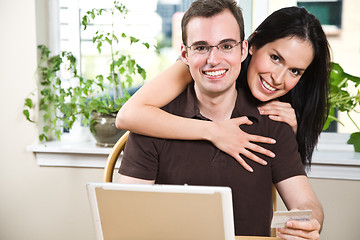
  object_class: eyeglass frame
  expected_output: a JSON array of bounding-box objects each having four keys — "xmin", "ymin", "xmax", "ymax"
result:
[{"xmin": 183, "ymin": 40, "xmax": 243, "ymax": 55}]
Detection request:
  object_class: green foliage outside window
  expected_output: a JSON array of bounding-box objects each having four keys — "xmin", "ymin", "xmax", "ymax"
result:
[{"xmin": 324, "ymin": 63, "xmax": 360, "ymax": 151}]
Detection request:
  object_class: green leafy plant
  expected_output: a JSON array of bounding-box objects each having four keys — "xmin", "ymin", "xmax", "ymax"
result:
[
  {"xmin": 324, "ymin": 62, "xmax": 360, "ymax": 151},
  {"xmin": 23, "ymin": 45, "xmax": 91, "ymax": 141},
  {"xmin": 81, "ymin": 1, "xmax": 148, "ymax": 114},
  {"xmin": 23, "ymin": 1, "xmax": 149, "ymax": 142}
]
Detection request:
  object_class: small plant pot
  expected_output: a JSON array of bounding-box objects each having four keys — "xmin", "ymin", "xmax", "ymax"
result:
[{"xmin": 90, "ymin": 112, "xmax": 126, "ymax": 147}]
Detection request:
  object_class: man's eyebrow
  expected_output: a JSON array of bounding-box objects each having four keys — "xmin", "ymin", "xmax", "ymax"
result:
[
  {"xmin": 219, "ymin": 38, "xmax": 238, "ymax": 44},
  {"xmin": 190, "ymin": 39, "xmax": 238, "ymax": 46},
  {"xmin": 191, "ymin": 41, "xmax": 208, "ymax": 46}
]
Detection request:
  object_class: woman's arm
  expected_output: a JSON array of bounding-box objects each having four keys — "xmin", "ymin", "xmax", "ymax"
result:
[
  {"xmin": 116, "ymin": 61, "xmax": 192, "ymax": 136},
  {"xmin": 116, "ymin": 61, "xmax": 276, "ymax": 172}
]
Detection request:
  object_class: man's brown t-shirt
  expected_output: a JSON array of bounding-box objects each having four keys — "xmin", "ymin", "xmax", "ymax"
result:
[{"xmin": 119, "ymin": 84, "xmax": 306, "ymax": 236}]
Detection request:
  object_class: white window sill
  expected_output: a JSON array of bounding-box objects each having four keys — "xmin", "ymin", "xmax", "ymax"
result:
[
  {"xmin": 307, "ymin": 133, "xmax": 360, "ymax": 181},
  {"xmin": 27, "ymin": 133, "xmax": 360, "ymax": 181},
  {"xmin": 27, "ymin": 139, "xmax": 121, "ymax": 169}
]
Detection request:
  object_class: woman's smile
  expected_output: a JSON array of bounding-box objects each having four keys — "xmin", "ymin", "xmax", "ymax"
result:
[{"xmin": 259, "ymin": 76, "xmax": 276, "ymax": 92}]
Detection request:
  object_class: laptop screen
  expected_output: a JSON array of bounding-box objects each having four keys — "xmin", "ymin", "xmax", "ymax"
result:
[{"xmin": 87, "ymin": 183, "xmax": 235, "ymax": 240}]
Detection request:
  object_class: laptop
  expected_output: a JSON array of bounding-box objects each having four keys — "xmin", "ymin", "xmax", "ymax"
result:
[{"xmin": 87, "ymin": 182, "xmax": 235, "ymax": 240}]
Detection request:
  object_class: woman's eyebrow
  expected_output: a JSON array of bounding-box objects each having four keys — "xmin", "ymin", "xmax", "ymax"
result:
[
  {"xmin": 273, "ymin": 49, "xmax": 285, "ymax": 62},
  {"xmin": 273, "ymin": 49, "xmax": 306, "ymax": 71}
]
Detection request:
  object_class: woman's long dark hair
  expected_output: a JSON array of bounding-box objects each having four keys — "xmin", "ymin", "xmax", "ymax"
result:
[{"xmin": 239, "ymin": 7, "xmax": 331, "ymax": 167}]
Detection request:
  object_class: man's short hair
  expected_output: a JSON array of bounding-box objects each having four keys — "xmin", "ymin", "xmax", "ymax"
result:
[{"xmin": 181, "ymin": 0, "xmax": 245, "ymax": 45}]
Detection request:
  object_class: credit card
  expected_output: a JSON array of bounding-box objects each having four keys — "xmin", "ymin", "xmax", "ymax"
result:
[{"xmin": 271, "ymin": 210, "xmax": 312, "ymax": 228}]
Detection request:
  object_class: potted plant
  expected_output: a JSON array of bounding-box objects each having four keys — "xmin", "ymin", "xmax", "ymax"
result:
[
  {"xmin": 324, "ymin": 62, "xmax": 360, "ymax": 152},
  {"xmin": 81, "ymin": 1, "xmax": 149, "ymax": 146},
  {"xmin": 23, "ymin": 45, "xmax": 91, "ymax": 142},
  {"xmin": 23, "ymin": 1, "xmax": 149, "ymax": 146}
]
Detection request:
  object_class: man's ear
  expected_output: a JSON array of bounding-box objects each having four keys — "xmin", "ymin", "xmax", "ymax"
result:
[
  {"xmin": 180, "ymin": 44, "xmax": 189, "ymax": 64},
  {"xmin": 240, "ymin": 40, "xmax": 248, "ymax": 62}
]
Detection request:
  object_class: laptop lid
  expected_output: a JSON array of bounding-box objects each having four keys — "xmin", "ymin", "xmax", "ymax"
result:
[{"xmin": 87, "ymin": 183, "xmax": 235, "ymax": 240}]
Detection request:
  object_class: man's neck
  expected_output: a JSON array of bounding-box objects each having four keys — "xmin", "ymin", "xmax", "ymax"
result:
[{"xmin": 194, "ymin": 85, "xmax": 238, "ymax": 122}]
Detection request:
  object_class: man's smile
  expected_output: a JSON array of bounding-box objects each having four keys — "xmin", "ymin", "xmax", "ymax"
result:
[{"xmin": 203, "ymin": 69, "xmax": 227, "ymax": 77}]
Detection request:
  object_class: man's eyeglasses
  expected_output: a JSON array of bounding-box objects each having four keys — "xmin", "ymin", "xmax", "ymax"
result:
[{"xmin": 184, "ymin": 40, "xmax": 242, "ymax": 55}]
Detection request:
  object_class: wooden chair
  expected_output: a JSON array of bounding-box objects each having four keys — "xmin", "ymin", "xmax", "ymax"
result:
[
  {"xmin": 103, "ymin": 130, "xmax": 130, "ymax": 182},
  {"xmin": 102, "ymin": 130, "xmax": 278, "ymax": 238},
  {"xmin": 271, "ymin": 187, "xmax": 277, "ymax": 237}
]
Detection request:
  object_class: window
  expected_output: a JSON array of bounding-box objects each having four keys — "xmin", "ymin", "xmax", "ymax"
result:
[
  {"xmin": 57, "ymin": 0, "xmax": 179, "ymax": 81},
  {"xmin": 297, "ymin": 0, "xmax": 342, "ymax": 34},
  {"xmin": 48, "ymin": 0, "xmax": 360, "ymax": 135}
]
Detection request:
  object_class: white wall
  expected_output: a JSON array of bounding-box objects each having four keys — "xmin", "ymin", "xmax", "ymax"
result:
[
  {"xmin": 277, "ymin": 178, "xmax": 360, "ymax": 240},
  {"xmin": 0, "ymin": 1, "xmax": 104, "ymax": 239}
]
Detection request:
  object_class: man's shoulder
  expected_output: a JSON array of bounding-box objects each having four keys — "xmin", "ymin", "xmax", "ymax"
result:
[
  {"xmin": 161, "ymin": 83, "xmax": 197, "ymax": 117},
  {"xmin": 161, "ymin": 93, "xmax": 185, "ymax": 114}
]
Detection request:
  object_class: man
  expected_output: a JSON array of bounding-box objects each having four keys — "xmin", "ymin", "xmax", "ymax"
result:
[{"xmin": 118, "ymin": 0, "xmax": 323, "ymax": 238}]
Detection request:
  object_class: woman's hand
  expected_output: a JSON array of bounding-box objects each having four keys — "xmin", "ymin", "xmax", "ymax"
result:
[
  {"xmin": 209, "ymin": 117, "xmax": 276, "ymax": 172},
  {"xmin": 258, "ymin": 100, "xmax": 298, "ymax": 134}
]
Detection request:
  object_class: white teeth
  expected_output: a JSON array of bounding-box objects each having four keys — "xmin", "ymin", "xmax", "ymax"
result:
[
  {"xmin": 261, "ymin": 79, "xmax": 276, "ymax": 91},
  {"xmin": 204, "ymin": 70, "xmax": 226, "ymax": 76}
]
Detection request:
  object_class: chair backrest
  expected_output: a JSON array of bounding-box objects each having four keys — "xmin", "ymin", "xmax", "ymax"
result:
[
  {"xmin": 103, "ymin": 130, "xmax": 130, "ymax": 182},
  {"xmin": 271, "ymin": 187, "xmax": 277, "ymax": 237},
  {"xmin": 102, "ymin": 130, "xmax": 277, "ymax": 236}
]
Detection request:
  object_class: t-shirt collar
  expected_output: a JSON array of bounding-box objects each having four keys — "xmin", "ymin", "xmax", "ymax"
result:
[{"xmin": 182, "ymin": 83, "xmax": 261, "ymax": 121}]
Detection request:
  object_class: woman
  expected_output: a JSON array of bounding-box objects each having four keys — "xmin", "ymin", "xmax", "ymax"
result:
[{"xmin": 116, "ymin": 6, "xmax": 331, "ymax": 172}]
